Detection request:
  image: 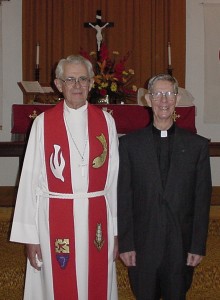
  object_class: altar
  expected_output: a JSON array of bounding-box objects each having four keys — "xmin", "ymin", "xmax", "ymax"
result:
[{"xmin": 11, "ymin": 103, "xmax": 196, "ymax": 138}]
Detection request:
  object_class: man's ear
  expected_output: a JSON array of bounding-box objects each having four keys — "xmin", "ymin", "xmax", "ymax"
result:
[
  {"xmin": 89, "ymin": 78, "xmax": 94, "ymax": 91},
  {"xmin": 175, "ymin": 94, "xmax": 181, "ymax": 107},
  {"xmin": 54, "ymin": 79, "xmax": 62, "ymax": 93},
  {"xmin": 145, "ymin": 93, "xmax": 152, "ymax": 107}
]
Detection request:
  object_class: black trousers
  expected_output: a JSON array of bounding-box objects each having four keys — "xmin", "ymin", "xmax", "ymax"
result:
[
  {"xmin": 128, "ymin": 252, "xmax": 194, "ymax": 300},
  {"xmin": 128, "ymin": 211, "xmax": 194, "ymax": 300}
]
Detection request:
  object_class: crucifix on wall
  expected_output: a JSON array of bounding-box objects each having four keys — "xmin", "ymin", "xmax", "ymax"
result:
[{"xmin": 84, "ymin": 10, "xmax": 114, "ymax": 52}]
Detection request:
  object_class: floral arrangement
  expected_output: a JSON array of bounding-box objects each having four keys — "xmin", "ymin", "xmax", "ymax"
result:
[{"xmin": 80, "ymin": 43, "xmax": 137, "ymax": 104}]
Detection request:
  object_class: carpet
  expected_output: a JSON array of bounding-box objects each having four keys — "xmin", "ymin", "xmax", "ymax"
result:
[
  {"xmin": 0, "ymin": 207, "xmax": 220, "ymax": 300},
  {"xmin": 0, "ymin": 207, "xmax": 25, "ymax": 300}
]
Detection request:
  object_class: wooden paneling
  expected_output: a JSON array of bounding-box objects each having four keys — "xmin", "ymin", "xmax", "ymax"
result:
[
  {"xmin": 1, "ymin": 141, "xmax": 220, "ymax": 206},
  {"xmin": 1, "ymin": 185, "xmax": 219, "ymax": 207}
]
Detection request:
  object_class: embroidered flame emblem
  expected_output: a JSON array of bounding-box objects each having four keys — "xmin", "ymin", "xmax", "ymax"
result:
[
  {"xmin": 94, "ymin": 223, "xmax": 105, "ymax": 251},
  {"xmin": 92, "ymin": 133, "xmax": 107, "ymax": 168},
  {"xmin": 55, "ymin": 238, "xmax": 70, "ymax": 254},
  {"xmin": 50, "ymin": 144, "xmax": 65, "ymax": 182}
]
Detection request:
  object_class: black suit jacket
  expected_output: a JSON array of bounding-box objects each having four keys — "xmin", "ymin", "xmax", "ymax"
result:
[{"xmin": 118, "ymin": 124, "xmax": 212, "ymax": 265}]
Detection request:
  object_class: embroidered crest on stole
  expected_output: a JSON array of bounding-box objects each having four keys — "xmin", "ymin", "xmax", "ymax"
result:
[
  {"xmin": 92, "ymin": 133, "xmax": 107, "ymax": 168},
  {"xmin": 55, "ymin": 238, "xmax": 70, "ymax": 269},
  {"xmin": 94, "ymin": 223, "xmax": 105, "ymax": 251}
]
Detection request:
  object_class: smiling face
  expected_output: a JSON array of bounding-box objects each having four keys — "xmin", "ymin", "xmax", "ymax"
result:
[
  {"xmin": 145, "ymin": 79, "xmax": 180, "ymax": 130},
  {"xmin": 54, "ymin": 62, "xmax": 93, "ymax": 109}
]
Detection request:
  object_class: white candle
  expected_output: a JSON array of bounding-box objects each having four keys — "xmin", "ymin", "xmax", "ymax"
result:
[
  {"xmin": 168, "ymin": 42, "xmax": 171, "ymax": 66},
  {"xmin": 36, "ymin": 43, "xmax": 40, "ymax": 66}
]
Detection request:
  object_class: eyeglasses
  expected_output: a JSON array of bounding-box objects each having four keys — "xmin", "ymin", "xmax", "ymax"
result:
[
  {"xmin": 149, "ymin": 91, "xmax": 177, "ymax": 102},
  {"xmin": 59, "ymin": 76, "xmax": 90, "ymax": 87}
]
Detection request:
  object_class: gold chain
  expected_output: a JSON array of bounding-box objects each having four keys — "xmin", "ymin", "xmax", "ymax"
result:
[{"xmin": 64, "ymin": 116, "xmax": 88, "ymax": 161}]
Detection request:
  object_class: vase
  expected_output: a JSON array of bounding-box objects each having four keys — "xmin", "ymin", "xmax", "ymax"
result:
[{"xmin": 97, "ymin": 94, "xmax": 109, "ymax": 104}]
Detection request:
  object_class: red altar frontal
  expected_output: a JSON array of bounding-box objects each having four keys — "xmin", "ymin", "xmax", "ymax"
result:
[{"xmin": 11, "ymin": 103, "xmax": 196, "ymax": 136}]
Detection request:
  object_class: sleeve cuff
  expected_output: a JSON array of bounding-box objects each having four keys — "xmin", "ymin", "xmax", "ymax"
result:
[{"xmin": 10, "ymin": 221, "xmax": 39, "ymax": 244}]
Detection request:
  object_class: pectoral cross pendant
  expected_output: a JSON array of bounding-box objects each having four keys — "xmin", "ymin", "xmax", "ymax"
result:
[{"xmin": 79, "ymin": 161, "xmax": 88, "ymax": 177}]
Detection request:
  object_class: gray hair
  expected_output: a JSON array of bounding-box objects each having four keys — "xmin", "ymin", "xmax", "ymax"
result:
[
  {"xmin": 147, "ymin": 74, "xmax": 179, "ymax": 94},
  {"xmin": 55, "ymin": 55, "xmax": 94, "ymax": 79}
]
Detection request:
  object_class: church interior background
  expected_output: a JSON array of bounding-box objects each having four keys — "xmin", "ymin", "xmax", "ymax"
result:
[{"xmin": 0, "ymin": 1, "xmax": 220, "ymax": 299}]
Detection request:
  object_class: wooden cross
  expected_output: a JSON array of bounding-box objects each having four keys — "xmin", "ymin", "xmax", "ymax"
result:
[{"xmin": 84, "ymin": 10, "xmax": 114, "ymax": 53}]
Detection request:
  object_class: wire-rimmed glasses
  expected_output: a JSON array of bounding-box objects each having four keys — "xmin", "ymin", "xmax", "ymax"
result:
[
  {"xmin": 59, "ymin": 76, "xmax": 90, "ymax": 87},
  {"xmin": 149, "ymin": 91, "xmax": 177, "ymax": 102}
]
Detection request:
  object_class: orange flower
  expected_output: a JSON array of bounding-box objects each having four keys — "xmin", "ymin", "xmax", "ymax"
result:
[{"xmin": 80, "ymin": 43, "xmax": 137, "ymax": 104}]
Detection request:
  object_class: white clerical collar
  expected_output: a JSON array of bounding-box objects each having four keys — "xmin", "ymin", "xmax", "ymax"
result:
[
  {"xmin": 64, "ymin": 100, "xmax": 88, "ymax": 115},
  {"xmin": 161, "ymin": 130, "xmax": 167, "ymax": 138},
  {"xmin": 152, "ymin": 123, "xmax": 175, "ymax": 138}
]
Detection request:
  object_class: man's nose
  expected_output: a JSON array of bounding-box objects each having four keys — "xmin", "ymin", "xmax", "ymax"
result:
[
  {"xmin": 74, "ymin": 80, "xmax": 81, "ymax": 87},
  {"xmin": 161, "ymin": 93, "xmax": 168, "ymax": 102}
]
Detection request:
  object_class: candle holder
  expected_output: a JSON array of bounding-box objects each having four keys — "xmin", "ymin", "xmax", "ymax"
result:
[
  {"xmin": 167, "ymin": 66, "xmax": 173, "ymax": 76},
  {"xmin": 35, "ymin": 65, "xmax": 40, "ymax": 81}
]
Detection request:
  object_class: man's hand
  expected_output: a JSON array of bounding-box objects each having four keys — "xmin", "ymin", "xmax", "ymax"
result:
[
  {"xmin": 120, "ymin": 251, "xmax": 136, "ymax": 267},
  {"xmin": 187, "ymin": 253, "xmax": 203, "ymax": 267},
  {"xmin": 26, "ymin": 244, "xmax": 43, "ymax": 271}
]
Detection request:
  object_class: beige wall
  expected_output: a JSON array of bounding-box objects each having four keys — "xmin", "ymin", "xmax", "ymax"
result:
[
  {"xmin": 186, "ymin": 0, "xmax": 220, "ymax": 185},
  {"xmin": 0, "ymin": 0, "xmax": 22, "ymax": 185},
  {"xmin": 0, "ymin": 0, "xmax": 219, "ymax": 185}
]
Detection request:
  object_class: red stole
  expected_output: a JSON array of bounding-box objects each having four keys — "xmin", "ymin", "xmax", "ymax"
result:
[{"xmin": 44, "ymin": 101, "xmax": 109, "ymax": 300}]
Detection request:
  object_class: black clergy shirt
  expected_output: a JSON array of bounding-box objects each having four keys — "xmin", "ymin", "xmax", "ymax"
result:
[{"xmin": 152, "ymin": 123, "xmax": 175, "ymax": 189}]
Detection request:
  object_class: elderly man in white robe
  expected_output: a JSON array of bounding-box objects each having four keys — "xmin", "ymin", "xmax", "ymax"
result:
[{"xmin": 10, "ymin": 55, "xmax": 119, "ymax": 300}]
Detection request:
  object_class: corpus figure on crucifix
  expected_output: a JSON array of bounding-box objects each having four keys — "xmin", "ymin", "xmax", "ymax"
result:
[
  {"xmin": 84, "ymin": 10, "xmax": 114, "ymax": 52},
  {"xmin": 88, "ymin": 22, "xmax": 109, "ymax": 51}
]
